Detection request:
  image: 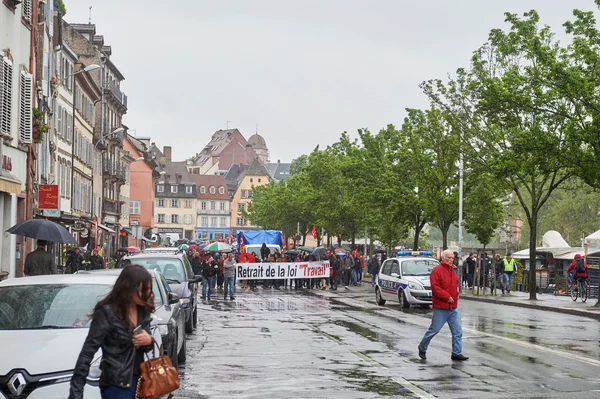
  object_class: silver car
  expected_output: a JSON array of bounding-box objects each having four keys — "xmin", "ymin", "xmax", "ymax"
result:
[{"xmin": 0, "ymin": 274, "xmax": 162, "ymax": 399}]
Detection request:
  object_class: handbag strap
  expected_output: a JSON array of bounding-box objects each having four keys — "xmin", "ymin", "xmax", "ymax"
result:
[{"xmin": 143, "ymin": 337, "xmax": 165, "ymax": 361}]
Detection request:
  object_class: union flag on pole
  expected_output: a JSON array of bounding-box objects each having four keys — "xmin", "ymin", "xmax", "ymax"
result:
[{"xmin": 312, "ymin": 225, "xmax": 317, "ymax": 240}]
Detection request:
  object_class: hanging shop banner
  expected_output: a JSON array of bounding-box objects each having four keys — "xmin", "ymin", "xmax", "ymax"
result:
[
  {"xmin": 38, "ymin": 184, "xmax": 59, "ymax": 209},
  {"xmin": 236, "ymin": 261, "xmax": 330, "ymax": 280}
]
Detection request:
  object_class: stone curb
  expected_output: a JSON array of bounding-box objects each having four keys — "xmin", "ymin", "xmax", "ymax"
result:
[{"xmin": 460, "ymin": 295, "xmax": 600, "ymax": 321}]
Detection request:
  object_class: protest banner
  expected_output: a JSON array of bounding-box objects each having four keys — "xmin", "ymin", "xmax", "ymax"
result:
[{"xmin": 236, "ymin": 261, "xmax": 330, "ymax": 280}]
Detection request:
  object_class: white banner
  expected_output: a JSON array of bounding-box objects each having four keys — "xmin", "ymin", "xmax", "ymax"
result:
[{"xmin": 236, "ymin": 261, "xmax": 330, "ymax": 280}]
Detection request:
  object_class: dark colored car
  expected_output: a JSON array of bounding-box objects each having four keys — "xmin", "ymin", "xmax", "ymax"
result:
[
  {"xmin": 121, "ymin": 251, "xmax": 200, "ymax": 333},
  {"xmin": 77, "ymin": 268, "xmax": 187, "ymax": 368}
]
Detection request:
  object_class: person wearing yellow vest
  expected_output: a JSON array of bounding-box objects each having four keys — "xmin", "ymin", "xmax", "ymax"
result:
[{"xmin": 501, "ymin": 253, "xmax": 518, "ymax": 295}]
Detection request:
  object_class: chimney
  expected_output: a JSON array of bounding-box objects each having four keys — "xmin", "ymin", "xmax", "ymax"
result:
[
  {"xmin": 163, "ymin": 146, "xmax": 172, "ymax": 161},
  {"xmin": 277, "ymin": 159, "xmax": 280, "ymax": 164}
]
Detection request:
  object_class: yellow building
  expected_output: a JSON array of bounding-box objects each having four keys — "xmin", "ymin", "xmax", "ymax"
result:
[{"xmin": 230, "ymin": 159, "xmax": 271, "ymax": 229}]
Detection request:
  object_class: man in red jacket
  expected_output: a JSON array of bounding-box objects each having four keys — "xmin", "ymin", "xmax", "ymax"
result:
[
  {"xmin": 567, "ymin": 254, "xmax": 588, "ymax": 285},
  {"xmin": 418, "ymin": 249, "xmax": 469, "ymax": 361}
]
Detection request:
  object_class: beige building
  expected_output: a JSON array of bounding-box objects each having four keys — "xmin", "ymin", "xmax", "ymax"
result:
[
  {"xmin": 230, "ymin": 159, "xmax": 271, "ymax": 229},
  {"xmin": 151, "ymin": 145, "xmax": 197, "ymax": 242}
]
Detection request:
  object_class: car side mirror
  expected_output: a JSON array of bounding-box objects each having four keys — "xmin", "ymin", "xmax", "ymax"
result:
[
  {"xmin": 168, "ymin": 292, "xmax": 180, "ymax": 305},
  {"xmin": 391, "ymin": 273, "xmax": 400, "ymax": 278}
]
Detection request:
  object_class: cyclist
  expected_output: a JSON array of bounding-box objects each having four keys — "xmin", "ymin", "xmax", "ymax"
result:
[{"xmin": 567, "ymin": 254, "xmax": 588, "ymax": 290}]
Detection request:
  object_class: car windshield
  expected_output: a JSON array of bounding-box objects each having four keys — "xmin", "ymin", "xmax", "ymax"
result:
[
  {"xmin": 0, "ymin": 284, "xmax": 111, "ymax": 330},
  {"xmin": 401, "ymin": 260, "xmax": 437, "ymax": 276},
  {"xmin": 132, "ymin": 258, "xmax": 186, "ymax": 282}
]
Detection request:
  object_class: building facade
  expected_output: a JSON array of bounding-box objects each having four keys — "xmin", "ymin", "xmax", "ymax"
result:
[
  {"xmin": 1, "ymin": 0, "xmax": 37, "ymax": 278},
  {"xmin": 230, "ymin": 159, "xmax": 271, "ymax": 230},
  {"xmin": 151, "ymin": 145, "xmax": 197, "ymax": 243},
  {"xmin": 192, "ymin": 175, "xmax": 230, "ymax": 241}
]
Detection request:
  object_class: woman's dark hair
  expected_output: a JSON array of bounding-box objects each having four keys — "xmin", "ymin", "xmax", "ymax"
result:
[{"xmin": 92, "ymin": 264, "xmax": 155, "ymax": 328}]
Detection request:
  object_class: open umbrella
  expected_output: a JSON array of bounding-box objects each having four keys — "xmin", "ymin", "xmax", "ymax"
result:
[
  {"xmin": 7, "ymin": 219, "xmax": 77, "ymax": 244},
  {"xmin": 310, "ymin": 246, "xmax": 327, "ymax": 260},
  {"xmin": 334, "ymin": 248, "xmax": 348, "ymax": 255},
  {"xmin": 204, "ymin": 242, "xmax": 232, "ymax": 252},
  {"xmin": 297, "ymin": 246, "xmax": 315, "ymax": 252}
]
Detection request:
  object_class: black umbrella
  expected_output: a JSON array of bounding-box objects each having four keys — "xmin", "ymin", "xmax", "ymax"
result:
[
  {"xmin": 310, "ymin": 246, "xmax": 327, "ymax": 260},
  {"xmin": 7, "ymin": 219, "xmax": 77, "ymax": 244}
]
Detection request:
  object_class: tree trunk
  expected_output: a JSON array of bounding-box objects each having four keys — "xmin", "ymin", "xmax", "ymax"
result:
[
  {"xmin": 413, "ymin": 218, "xmax": 426, "ymax": 251},
  {"xmin": 302, "ymin": 232, "xmax": 307, "ymax": 246},
  {"xmin": 528, "ymin": 212, "xmax": 538, "ymax": 300},
  {"xmin": 352, "ymin": 232, "xmax": 356, "ymax": 248},
  {"xmin": 337, "ymin": 235, "xmax": 341, "ymax": 247},
  {"xmin": 441, "ymin": 224, "xmax": 450, "ymax": 250}
]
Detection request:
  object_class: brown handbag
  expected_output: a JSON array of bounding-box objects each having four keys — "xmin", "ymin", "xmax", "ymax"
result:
[{"xmin": 135, "ymin": 339, "xmax": 180, "ymax": 399}]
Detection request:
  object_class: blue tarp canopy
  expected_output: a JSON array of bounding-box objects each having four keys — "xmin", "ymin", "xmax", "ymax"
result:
[{"xmin": 237, "ymin": 230, "xmax": 283, "ymax": 247}]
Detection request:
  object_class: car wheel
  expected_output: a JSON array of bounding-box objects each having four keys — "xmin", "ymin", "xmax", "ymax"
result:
[
  {"xmin": 376, "ymin": 287, "xmax": 386, "ymax": 306},
  {"xmin": 185, "ymin": 310, "xmax": 194, "ymax": 333},
  {"xmin": 177, "ymin": 333, "xmax": 187, "ymax": 364},
  {"xmin": 399, "ymin": 289, "xmax": 410, "ymax": 309},
  {"xmin": 171, "ymin": 336, "xmax": 179, "ymax": 370},
  {"xmin": 192, "ymin": 305, "xmax": 198, "ymax": 328}
]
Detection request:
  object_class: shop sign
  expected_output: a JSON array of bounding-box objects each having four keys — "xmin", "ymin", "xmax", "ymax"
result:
[
  {"xmin": 157, "ymin": 228, "xmax": 183, "ymax": 234},
  {"xmin": 38, "ymin": 185, "xmax": 59, "ymax": 210},
  {"xmin": 2, "ymin": 155, "xmax": 12, "ymax": 172},
  {"xmin": 72, "ymin": 221, "xmax": 86, "ymax": 232}
]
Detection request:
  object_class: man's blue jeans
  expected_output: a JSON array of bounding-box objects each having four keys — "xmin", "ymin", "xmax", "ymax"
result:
[
  {"xmin": 224, "ymin": 276, "xmax": 235, "ymax": 298},
  {"xmin": 502, "ymin": 272, "xmax": 513, "ymax": 293},
  {"xmin": 418, "ymin": 308, "xmax": 463, "ymax": 355},
  {"xmin": 370, "ymin": 272, "xmax": 377, "ymax": 286},
  {"xmin": 202, "ymin": 276, "xmax": 216, "ymax": 298}
]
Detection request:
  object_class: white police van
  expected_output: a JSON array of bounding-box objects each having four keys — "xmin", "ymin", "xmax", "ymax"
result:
[{"xmin": 375, "ymin": 251, "xmax": 438, "ymax": 308}]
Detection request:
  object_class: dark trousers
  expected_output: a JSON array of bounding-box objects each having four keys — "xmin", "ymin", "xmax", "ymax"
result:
[
  {"xmin": 343, "ymin": 269, "xmax": 352, "ymax": 286},
  {"xmin": 217, "ymin": 273, "xmax": 224, "ymax": 288},
  {"xmin": 100, "ymin": 376, "xmax": 138, "ymax": 399}
]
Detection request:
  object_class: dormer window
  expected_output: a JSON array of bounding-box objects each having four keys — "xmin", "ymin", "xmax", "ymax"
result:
[
  {"xmin": 209, "ymin": 186, "xmax": 215, "ymax": 194},
  {"xmin": 219, "ymin": 186, "xmax": 225, "ymax": 194},
  {"xmin": 200, "ymin": 186, "xmax": 206, "ymax": 194},
  {"xmin": 186, "ymin": 185, "xmax": 192, "ymax": 194},
  {"xmin": 157, "ymin": 185, "xmax": 164, "ymax": 193},
  {"xmin": 171, "ymin": 186, "xmax": 178, "ymax": 193}
]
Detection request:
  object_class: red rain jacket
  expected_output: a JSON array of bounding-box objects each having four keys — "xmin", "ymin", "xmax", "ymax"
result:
[
  {"xmin": 430, "ymin": 261, "xmax": 459, "ymax": 309},
  {"xmin": 567, "ymin": 254, "xmax": 588, "ymax": 278}
]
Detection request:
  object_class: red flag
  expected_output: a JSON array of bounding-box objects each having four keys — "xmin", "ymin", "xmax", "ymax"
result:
[
  {"xmin": 312, "ymin": 225, "xmax": 317, "ymax": 240},
  {"xmin": 283, "ymin": 233, "xmax": 287, "ymax": 251}
]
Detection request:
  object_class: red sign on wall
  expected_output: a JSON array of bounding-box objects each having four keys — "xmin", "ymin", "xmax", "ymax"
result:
[{"xmin": 38, "ymin": 185, "xmax": 59, "ymax": 210}]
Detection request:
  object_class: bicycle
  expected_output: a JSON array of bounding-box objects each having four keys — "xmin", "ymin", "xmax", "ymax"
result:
[{"xmin": 570, "ymin": 274, "xmax": 589, "ymax": 302}]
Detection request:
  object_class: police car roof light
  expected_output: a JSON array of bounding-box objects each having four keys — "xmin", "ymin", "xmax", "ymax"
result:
[{"xmin": 397, "ymin": 250, "xmax": 432, "ymax": 257}]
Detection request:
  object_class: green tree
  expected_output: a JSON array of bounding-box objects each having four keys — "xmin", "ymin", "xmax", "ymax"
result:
[
  {"xmin": 422, "ymin": 11, "xmax": 574, "ymax": 299},
  {"xmin": 289, "ymin": 154, "xmax": 309, "ymax": 176},
  {"xmin": 463, "ymin": 172, "xmax": 505, "ymax": 248},
  {"xmin": 54, "ymin": 0, "xmax": 67, "ymax": 15}
]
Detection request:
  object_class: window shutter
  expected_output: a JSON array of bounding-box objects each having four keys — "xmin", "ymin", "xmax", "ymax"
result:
[
  {"xmin": 56, "ymin": 104, "xmax": 62, "ymax": 136},
  {"xmin": 154, "ymin": 214, "xmax": 158, "ymax": 223},
  {"xmin": 0, "ymin": 57, "xmax": 13, "ymax": 136},
  {"xmin": 22, "ymin": 0, "xmax": 32, "ymax": 23},
  {"xmin": 19, "ymin": 72, "xmax": 33, "ymax": 144},
  {"xmin": 165, "ymin": 214, "xmax": 171, "ymax": 224}
]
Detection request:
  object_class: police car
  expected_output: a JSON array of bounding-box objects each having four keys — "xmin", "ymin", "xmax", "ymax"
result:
[{"xmin": 375, "ymin": 251, "xmax": 438, "ymax": 308}]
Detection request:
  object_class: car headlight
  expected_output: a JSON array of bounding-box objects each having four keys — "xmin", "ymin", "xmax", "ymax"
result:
[
  {"xmin": 158, "ymin": 324, "xmax": 169, "ymax": 336},
  {"xmin": 86, "ymin": 356, "xmax": 102, "ymax": 385},
  {"xmin": 408, "ymin": 282, "xmax": 424, "ymax": 290},
  {"xmin": 180, "ymin": 297, "xmax": 190, "ymax": 308}
]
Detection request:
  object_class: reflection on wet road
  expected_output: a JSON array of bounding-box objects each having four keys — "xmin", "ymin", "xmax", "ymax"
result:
[{"xmin": 174, "ymin": 288, "xmax": 600, "ymax": 398}]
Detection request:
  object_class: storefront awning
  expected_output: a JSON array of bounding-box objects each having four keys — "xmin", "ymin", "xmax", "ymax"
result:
[
  {"xmin": 97, "ymin": 223, "xmax": 116, "ymax": 234},
  {"xmin": 0, "ymin": 172, "xmax": 21, "ymax": 195},
  {"xmin": 121, "ymin": 227, "xmax": 132, "ymax": 235}
]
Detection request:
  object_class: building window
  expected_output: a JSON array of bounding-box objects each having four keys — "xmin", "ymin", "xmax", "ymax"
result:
[
  {"xmin": 200, "ymin": 186, "xmax": 206, "ymax": 194},
  {"xmin": 185, "ymin": 200, "xmax": 192, "ymax": 208},
  {"xmin": 184, "ymin": 214, "xmax": 192, "ymax": 224},
  {"xmin": 220, "ymin": 202, "xmax": 225, "ymax": 211},
  {"xmin": 241, "ymin": 190, "xmax": 247, "ymax": 199},
  {"xmin": 171, "ymin": 199, "xmax": 179, "ymax": 208},
  {"xmin": 158, "ymin": 214, "xmax": 165, "ymax": 223},
  {"xmin": 220, "ymin": 217, "xmax": 226, "ymax": 227},
  {"xmin": 186, "ymin": 185, "xmax": 192, "ymax": 194},
  {"xmin": 171, "ymin": 185, "xmax": 178, "ymax": 193},
  {"xmin": 238, "ymin": 203, "xmax": 245, "ymax": 211},
  {"xmin": 157, "ymin": 185, "xmax": 164, "ymax": 193},
  {"xmin": 248, "ymin": 190, "xmax": 253, "ymax": 198},
  {"xmin": 1, "ymin": 56, "xmax": 14, "ymax": 136},
  {"xmin": 201, "ymin": 216, "xmax": 208, "ymax": 226},
  {"xmin": 170, "ymin": 214, "xmax": 180, "ymax": 224},
  {"xmin": 236, "ymin": 217, "xmax": 247, "ymax": 226},
  {"xmin": 258, "ymin": 178, "xmax": 261, "ymax": 183},
  {"xmin": 201, "ymin": 201, "xmax": 206, "ymax": 210},
  {"xmin": 211, "ymin": 217, "xmax": 217, "ymax": 226},
  {"xmin": 250, "ymin": 178, "xmax": 253, "ymax": 183},
  {"xmin": 209, "ymin": 186, "xmax": 215, "ymax": 194},
  {"xmin": 210, "ymin": 201, "xmax": 215, "ymax": 210},
  {"xmin": 219, "ymin": 186, "xmax": 225, "ymax": 194},
  {"xmin": 129, "ymin": 200, "xmax": 140, "ymax": 215},
  {"xmin": 157, "ymin": 199, "xmax": 165, "ymax": 207}
]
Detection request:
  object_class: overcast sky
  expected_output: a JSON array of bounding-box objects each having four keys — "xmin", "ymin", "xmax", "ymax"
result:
[{"xmin": 65, "ymin": 0, "xmax": 597, "ymax": 163}]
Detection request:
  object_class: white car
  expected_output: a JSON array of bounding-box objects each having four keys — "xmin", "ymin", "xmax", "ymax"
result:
[
  {"xmin": 375, "ymin": 253, "xmax": 438, "ymax": 308},
  {"xmin": 0, "ymin": 274, "xmax": 162, "ymax": 399}
]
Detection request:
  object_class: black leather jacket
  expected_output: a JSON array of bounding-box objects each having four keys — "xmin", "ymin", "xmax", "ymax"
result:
[{"xmin": 69, "ymin": 304, "xmax": 152, "ymax": 399}]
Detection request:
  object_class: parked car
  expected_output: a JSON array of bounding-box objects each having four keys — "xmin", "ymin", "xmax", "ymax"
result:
[
  {"xmin": 375, "ymin": 252, "xmax": 437, "ymax": 308},
  {"xmin": 77, "ymin": 268, "xmax": 187, "ymax": 368},
  {"xmin": 0, "ymin": 274, "xmax": 162, "ymax": 398},
  {"xmin": 121, "ymin": 252, "xmax": 200, "ymax": 333}
]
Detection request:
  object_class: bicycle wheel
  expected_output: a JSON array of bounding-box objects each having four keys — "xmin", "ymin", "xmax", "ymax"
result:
[
  {"xmin": 570, "ymin": 278, "xmax": 578, "ymax": 301},
  {"xmin": 581, "ymin": 280, "xmax": 588, "ymax": 303}
]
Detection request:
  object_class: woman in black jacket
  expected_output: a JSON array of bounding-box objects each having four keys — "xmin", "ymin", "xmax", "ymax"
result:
[{"xmin": 69, "ymin": 265, "xmax": 155, "ymax": 399}]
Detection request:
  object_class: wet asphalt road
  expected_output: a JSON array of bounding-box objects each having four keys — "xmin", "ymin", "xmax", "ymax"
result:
[{"xmin": 173, "ymin": 285, "xmax": 600, "ymax": 399}]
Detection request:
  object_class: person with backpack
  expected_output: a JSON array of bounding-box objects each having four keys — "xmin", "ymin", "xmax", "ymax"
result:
[
  {"xmin": 502, "ymin": 253, "xmax": 518, "ymax": 295},
  {"xmin": 567, "ymin": 254, "xmax": 588, "ymax": 288}
]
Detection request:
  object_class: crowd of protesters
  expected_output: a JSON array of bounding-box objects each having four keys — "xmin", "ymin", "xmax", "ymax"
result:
[{"xmin": 182, "ymin": 243, "xmax": 382, "ymax": 297}]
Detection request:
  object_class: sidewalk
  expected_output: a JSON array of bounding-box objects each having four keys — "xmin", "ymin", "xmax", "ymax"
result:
[{"xmin": 460, "ymin": 288, "xmax": 600, "ymax": 320}]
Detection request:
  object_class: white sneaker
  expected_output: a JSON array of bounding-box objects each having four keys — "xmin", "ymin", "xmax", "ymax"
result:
[{"xmin": 344, "ymin": 286, "xmax": 349, "ymax": 290}]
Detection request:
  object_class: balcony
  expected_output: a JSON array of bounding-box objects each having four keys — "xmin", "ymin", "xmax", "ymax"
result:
[
  {"xmin": 103, "ymin": 198, "xmax": 121, "ymax": 214},
  {"xmin": 105, "ymin": 80, "xmax": 128, "ymax": 109},
  {"xmin": 103, "ymin": 160, "xmax": 127, "ymax": 182}
]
